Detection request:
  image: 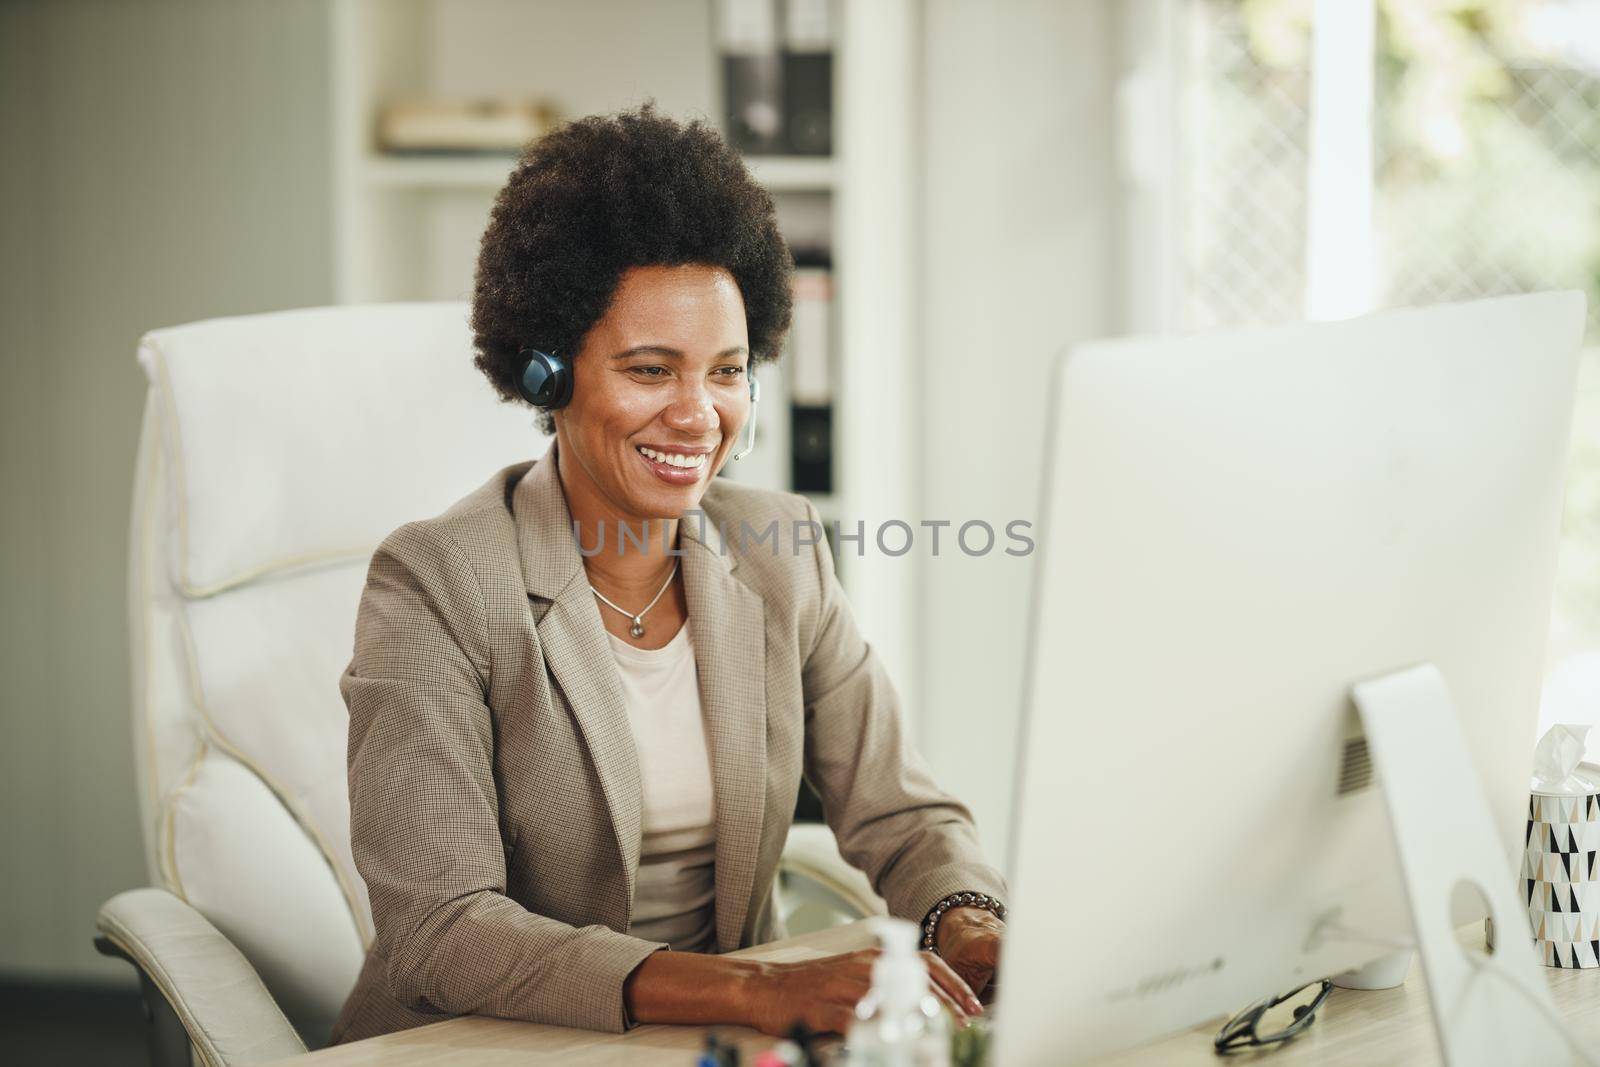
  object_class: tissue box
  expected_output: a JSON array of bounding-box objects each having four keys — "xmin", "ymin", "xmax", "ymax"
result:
[{"xmin": 1521, "ymin": 779, "xmax": 1600, "ymax": 968}]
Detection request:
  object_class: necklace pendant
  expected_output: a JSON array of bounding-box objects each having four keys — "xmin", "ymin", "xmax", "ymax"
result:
[{"xmin": 630, "ymin": 619, "xmax": 646, "ymax": 638}]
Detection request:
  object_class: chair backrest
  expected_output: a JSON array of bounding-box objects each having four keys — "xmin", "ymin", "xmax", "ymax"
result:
[{"xmin": 128, "ymin": 303, "xmax": 547, "ymax": 1047}]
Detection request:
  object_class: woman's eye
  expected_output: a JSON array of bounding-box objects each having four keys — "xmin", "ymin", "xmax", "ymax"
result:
[{"xmin": 632, "ymin": 366, "xmax": 668, "ymax": 378}]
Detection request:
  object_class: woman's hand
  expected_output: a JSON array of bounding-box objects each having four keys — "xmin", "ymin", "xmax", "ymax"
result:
[
  {"xmin": 745, "ymin": 946, "xmax": 984, "ymax": 1036},
  {"xmin": 934, "ymin": 907, "xmax": 1006, "ymax": 1004}
]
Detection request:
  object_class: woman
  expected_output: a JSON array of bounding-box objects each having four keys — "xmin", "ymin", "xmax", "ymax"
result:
[{"xmin": 331, "ymin": 104, "xmax": 1008, "ymax": 1044}]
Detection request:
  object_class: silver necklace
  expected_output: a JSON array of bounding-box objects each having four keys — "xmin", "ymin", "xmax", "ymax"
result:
[{"xmin": 590, "ymin": 562, "xmax": 679, "ymax": 638}]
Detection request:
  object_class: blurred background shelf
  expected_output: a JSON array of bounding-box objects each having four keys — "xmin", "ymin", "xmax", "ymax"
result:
[
  {"xmin": 743, "ymin": 155, "xmax": 837, "ymax": 191},
  {"xmin": 359, "ymin": 154, "xmax": 512, "ymax": 189},
  {"xmin": 360, "ymin": 152, "xmax": 836, "ymax": 192}
]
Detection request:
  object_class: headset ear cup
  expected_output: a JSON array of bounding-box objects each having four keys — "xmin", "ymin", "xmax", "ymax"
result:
[
  {"xmin": 543, "ymin": 355, "xmax": 573, "ymax": 408},
  {"xmin": 516, "ymin": 348, "xmax": 572, "ymax": 409}
]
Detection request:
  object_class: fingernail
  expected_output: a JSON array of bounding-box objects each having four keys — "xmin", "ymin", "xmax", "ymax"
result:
[{"xmin": 968, "ymin": 997, "xmax": 983, "ymax": 1014}]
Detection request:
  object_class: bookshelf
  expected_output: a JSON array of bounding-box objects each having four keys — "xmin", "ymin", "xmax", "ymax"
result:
[
  {"xmin": 328, "ymin": 0, "xmax": 922, "ymax": 705},
  {"xmin": 359, "ymin": 153, "xmax": 837, "ymax": 192}
]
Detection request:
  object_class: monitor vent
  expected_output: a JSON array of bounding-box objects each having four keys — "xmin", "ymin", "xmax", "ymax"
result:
[{"xmin": 1338, "ymin": 735, "xmax": 1373, "ymax": 795}]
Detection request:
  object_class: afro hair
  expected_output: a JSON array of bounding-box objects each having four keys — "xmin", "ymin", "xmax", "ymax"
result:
[{"xmin": 471, "ymin": 102, "xmax": 794, "ymax": 431}]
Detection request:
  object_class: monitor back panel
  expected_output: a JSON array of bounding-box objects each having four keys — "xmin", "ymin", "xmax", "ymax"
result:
[{"xmin": 996, "ymin": 292, "xmax": 1588, "ymax": 1065}]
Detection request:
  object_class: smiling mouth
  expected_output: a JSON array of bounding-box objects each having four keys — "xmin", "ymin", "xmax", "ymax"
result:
[{"xmin": 635, "ymin": 445, "xmax": 710, "ymax": 470}]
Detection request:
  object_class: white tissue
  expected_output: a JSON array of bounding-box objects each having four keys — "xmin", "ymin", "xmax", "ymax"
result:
[{"xmin": 1533, "ymin": 723, "xmax": 1592, "ymax": 794}]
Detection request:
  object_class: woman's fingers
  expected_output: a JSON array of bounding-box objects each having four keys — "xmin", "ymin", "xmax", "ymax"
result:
[
  {"xmin": 921, "ymin": 950, "xmax": 982, "ymax": 1015},
  {"xmin": 927, "ymin": 981, "xmax": 972, "ymax": 1027},
  {"xmin": 786, "ymin": 945, "xmax": 984, "ymax": 1035}
]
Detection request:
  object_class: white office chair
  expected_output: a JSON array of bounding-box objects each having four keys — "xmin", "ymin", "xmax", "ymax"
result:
[{"xmin": 96, "ymin": 303, "xmax": 881, "ymax": 1067}]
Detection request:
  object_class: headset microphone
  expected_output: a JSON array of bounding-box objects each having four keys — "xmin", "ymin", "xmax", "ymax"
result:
[
  {"xmin": 516, "ymin": 348, "xmax": 573, "ymax": 409},
  {"xmin": 731, "ymin": 373, "xmax": 761, "ymax": 461}
]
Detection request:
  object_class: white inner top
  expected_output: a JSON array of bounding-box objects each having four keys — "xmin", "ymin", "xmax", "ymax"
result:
[{"xmin": 606, "ymin": 620, "xmax": 718, "ymax": 953}]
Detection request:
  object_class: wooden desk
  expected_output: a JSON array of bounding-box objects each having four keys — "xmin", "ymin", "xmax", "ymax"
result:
[{"xmin": 269, "ymin": 920, "xmax": 1598, "ymax": 1066}]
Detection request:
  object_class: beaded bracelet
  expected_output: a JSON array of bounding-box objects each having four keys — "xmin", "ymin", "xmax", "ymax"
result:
[{"xmin": 920, "ymin": 890, "xmax": 1008, "ymax": 953}]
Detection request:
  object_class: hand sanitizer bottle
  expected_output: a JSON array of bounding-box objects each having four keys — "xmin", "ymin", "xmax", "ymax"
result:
[{"xmin": 845, "ymin": 917, "xmax": 951, "ymax": 1067}]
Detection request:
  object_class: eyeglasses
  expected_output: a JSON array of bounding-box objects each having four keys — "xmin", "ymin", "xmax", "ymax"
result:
[{"xmin": 1213, "ymin": 978, "xmax": 1333, "ymax": 1054}]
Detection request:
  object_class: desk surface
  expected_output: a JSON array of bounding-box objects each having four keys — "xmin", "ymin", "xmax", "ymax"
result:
[{"xmin": 270, "ymin": 920, "xmax": 1598, "ymax": 1066}]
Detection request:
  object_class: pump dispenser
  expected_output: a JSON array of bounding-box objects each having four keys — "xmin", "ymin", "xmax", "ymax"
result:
[{"xmin": 844, "ymin": 917, "xmax": 951, "ymax": 1066}]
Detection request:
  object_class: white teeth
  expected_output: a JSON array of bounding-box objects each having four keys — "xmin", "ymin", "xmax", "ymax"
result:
[{"xmin": 637, "ymin": 446, "xmax": 706, "ymax": 469}]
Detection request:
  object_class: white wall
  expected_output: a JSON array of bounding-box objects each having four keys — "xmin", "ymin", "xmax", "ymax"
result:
[
  {"xmin": 0, "ymin": 0, "xmax": 334, "ymax": 983},
  {"xmin": 916, "ymin": 0, "xmax": 1118, "ymax": 863}
]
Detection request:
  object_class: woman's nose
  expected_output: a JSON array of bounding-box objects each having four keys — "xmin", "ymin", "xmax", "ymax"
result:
[{"xmin": 662, "ymin": 381, "xmax": 719, "ymax": 434}]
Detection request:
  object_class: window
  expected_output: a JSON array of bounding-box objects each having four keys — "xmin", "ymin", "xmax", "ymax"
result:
[{"xmin": 1177, "ymin": 0, "xmax": 1600, "ymax": 674}]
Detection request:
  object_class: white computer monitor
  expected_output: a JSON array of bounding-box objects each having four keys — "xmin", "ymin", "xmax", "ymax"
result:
[{"xmin": 993, "ymin": 292, "xmax": 1589, "ymax": 1064}]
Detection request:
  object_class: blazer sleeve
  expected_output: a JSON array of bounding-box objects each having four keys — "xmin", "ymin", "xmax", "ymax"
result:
[
  {"xmin": 341, "ymin": 520, "xmax": 666, "ymax": 1033},
  {"xmin": 796, "ymin": 499, "xmax": 1011, "ymax": 928}
]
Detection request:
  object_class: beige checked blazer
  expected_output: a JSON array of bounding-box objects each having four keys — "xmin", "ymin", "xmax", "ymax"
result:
[{"xmin": 330, "ymin": 446, "xmax": 1008, "ymax": 1043}]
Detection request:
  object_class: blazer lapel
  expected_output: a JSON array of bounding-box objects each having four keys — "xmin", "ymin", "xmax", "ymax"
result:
[
  {"xmin": 513, "ymin": 450, "xmax": 645, "ymax": 910},
  {"xmin": 680, "ymin": 510, "xmax": 768, "ymax": 953}
]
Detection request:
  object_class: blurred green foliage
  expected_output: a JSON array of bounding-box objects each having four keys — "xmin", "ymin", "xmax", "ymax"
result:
[
  {"xmin": 1212, "ymin": 0, "xmax": 1600, "ymax": 657},
  {"xmin": 1235, "ymin": 0, "xmax": 1600, "ymax": 338}
]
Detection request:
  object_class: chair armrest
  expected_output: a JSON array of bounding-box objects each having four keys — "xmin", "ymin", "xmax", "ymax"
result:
[
  {"xmin": 779, "ymin": 822, "xmax": 888, "ymax": 920},
  {"xmin": 95, "ymin": 888, "xmax": 306, "ymax": 1067}
]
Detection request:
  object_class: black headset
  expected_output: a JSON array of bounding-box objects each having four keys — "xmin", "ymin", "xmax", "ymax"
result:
[{"xmin": 516, "ymin": 348, "xmax": 574, "ymax": 408}]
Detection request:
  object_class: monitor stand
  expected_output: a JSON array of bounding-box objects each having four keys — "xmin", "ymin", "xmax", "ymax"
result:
[{"xmin": 1351, "ymin": 663, "xmax": 1567, "ymax": 1066}]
